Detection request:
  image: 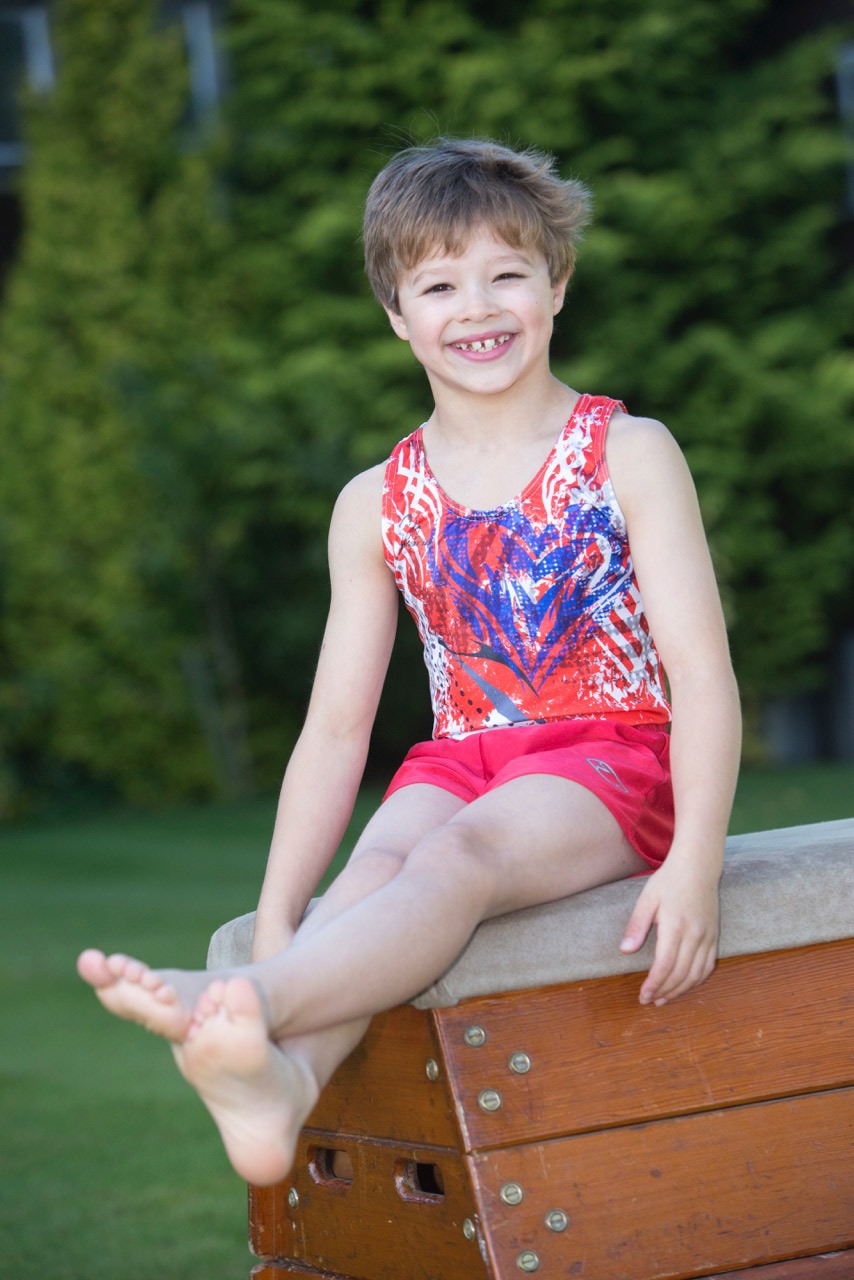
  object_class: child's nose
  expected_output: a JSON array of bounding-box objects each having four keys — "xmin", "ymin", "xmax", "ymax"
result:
[{"xmin": 458, "ymin": 280, "xmax": 499, "ymax": 321}]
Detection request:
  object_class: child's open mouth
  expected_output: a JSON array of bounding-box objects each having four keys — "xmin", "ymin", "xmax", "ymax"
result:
[{"xmin": 450, "ymin": 333, "xmax": 514, "ymax": 356}]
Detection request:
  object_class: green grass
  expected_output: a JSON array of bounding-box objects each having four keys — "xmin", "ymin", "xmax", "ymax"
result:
[
  {"xmin": 0, "ymin": 793, "xmax": 377, "ymax": 1280},
  {"xmin": 727, "ymin": 762, "xmax": 853, "ymax": 834},
  {"xmin": 0, "ymin": 766, "xmax": 850, "ymax": 1278}
]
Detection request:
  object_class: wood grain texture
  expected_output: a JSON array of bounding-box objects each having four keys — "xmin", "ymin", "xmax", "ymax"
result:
[
  {"xmin": 250, "ymin": 1182, "xmax": 296, "ymax": 1265},
  {"xmin": 247, "ymin": 1249, "xmax": 854, "ymax": 1280},
  {"xmin": 303, "ymin": 1005, "xmax": 458, "ymax": 1147},
  {"xmin": 696, "ymin": 1252, "xmax": 854, "ymax": 1278},
  {"xmin": 251, "ymin": 1265, "xmax": 346, "ymax": 1278},
  {"xmin": 251, "ymin": 1132, "xmax": 487, "ymax": 1280},
  {"xmin": 471, "ymin": 1088, "xmax": 854, "ymax": 1280},
  {"xmin": 435, "ymin": 940, "xmax": 854, "ymax": 1152},
  {"xmin": 248, "ymin": 939, "xmax": 853, "ymax": 1280}
]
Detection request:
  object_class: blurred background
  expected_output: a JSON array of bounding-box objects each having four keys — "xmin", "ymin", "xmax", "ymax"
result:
[
  {"xmin": 0, "ymin": 0, "xmax": 853, "ymax": 817},
  {"xmin": 0, "ymin": 1, "xmax": 851, "ymax": 1276}
]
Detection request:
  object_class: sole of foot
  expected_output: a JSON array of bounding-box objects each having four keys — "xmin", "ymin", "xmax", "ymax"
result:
[{"xmin": 176, "ymin": 976, "xmax": 319, "ymax": 1186}]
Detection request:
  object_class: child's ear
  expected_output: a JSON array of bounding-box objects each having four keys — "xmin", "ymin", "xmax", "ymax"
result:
[
  {"xmin": 552, "ymin": 277, "xmax": 569, "ymax": 315},
  {"xmin": 384, "ymin": 306, "xmax": 409, "ymax": 341}
]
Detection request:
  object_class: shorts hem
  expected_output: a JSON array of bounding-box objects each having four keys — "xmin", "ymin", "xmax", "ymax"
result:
[{"xmin": 383, "ymin": 720, "xmax": 674, "ymax": 869}]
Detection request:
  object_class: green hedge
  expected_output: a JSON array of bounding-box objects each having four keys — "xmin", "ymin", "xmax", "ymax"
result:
[{"xmin": 0, "ymin": 0, "xmax": 851, "ymax": 811}]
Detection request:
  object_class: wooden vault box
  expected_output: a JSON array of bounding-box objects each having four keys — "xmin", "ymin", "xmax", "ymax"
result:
[{"xmin": 208, "ymin": 819, "xmax": 854, "ymax": 1280}]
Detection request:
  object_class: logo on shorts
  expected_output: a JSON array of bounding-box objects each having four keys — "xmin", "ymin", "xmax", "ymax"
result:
[{"xmin": 586, "ymin": 757, "xmax": 629, "ymax": 793}]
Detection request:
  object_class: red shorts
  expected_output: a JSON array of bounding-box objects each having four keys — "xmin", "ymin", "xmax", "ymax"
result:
[{"xmin": 383, "ymin": 719, "xmax": 674, "ymax": 870}]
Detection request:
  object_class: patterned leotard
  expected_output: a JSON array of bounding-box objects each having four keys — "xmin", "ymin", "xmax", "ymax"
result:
[{"xmin": 381, "ymin": 394, "xmax": 671, "ymax": 739}]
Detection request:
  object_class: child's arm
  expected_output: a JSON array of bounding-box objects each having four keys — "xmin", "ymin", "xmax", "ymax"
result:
[
  {"xmin": 606, "ymin": 414, "xmax": 742, "ymax": 1005},
  {"xmin": 251, "ymin": 465, "xmax": 400, "ymax": 962}
]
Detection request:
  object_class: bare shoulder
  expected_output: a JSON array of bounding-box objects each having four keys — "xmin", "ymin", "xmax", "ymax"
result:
[
  {"xmin": 605, "ymin": 409, "xmax": 695, "ymax": 518},
  {"xmin": 332, "ymin": 462, "xmax": 385, "ymax": 527},
  {"xmin": 606, "ymin": 408, "xmax": 684, "ymax": 467},
  {"xmin": 336, "ymin": 461, "xmax": 386, "ymax": 510},
  {"xmin": 329, "ymin": 462, "xmax": 388, "ymax": 568}
]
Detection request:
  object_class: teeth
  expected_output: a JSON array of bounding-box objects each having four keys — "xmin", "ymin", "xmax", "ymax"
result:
[{"xmin": 455, "ymin": 335, "xmax": 511, "ymax": 353}]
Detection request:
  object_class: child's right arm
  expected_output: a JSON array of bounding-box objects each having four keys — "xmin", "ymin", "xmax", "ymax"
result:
[{"xmin": 251, "ymin": 465, "xmax": 399, "ymax": 962}]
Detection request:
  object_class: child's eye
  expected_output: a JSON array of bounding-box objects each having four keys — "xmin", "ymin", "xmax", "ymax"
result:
[
  {"xmin": 424, "ymin": 282, "xmax": 452, "ymax": 294},
  {"xmin": 496, "ymin": 272, "xmax": 524, "ymax": 281}
]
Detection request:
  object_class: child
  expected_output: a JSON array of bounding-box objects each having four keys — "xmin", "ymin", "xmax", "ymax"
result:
[{"xmin": 78, "ymin": 137, "xmax": 741, "ymax": 1187}]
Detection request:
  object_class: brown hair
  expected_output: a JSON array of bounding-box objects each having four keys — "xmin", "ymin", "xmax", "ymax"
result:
[{"xmin": 363, "ymin": 137, "xmax": 593, "ymax": 311}]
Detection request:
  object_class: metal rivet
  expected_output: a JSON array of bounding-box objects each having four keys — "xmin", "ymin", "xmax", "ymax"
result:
[
  {"xmin": 287, "ymin": 1188, "xmax": 299, "ymax": 1209},
  {"xmin": 545, "ymin": 1209, "xmax": 569, "ymax": 1232},
  {"xmin": 477, "ymin": 1088, "xmax": 502, "ymax": 1112},
  {"xmin": 517, "ymin": 1251, "xmax": 540, "ymax": 1272},
  {"xmin": 500, "ymin": 1181, "xmax": 524, "ymax": 1206},
  {"xmin": 426, "ymin": 1058, "xmax": 439, "ymax": 1081},
  {"xmin": 463, "ymin": 1218, "xmax": 477, "ymax": 1240},
  {"xmin": 464, "ymin": 1025, "xmax": 487, "ymax": 1047},
  {"xmin": 509, "ymin": 1051, "xmax": 532, "ymax": 1075}
]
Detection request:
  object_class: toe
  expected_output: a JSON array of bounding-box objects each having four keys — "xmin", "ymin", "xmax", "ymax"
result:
[
  {"xmin": 104, "ymin": 953, "xmax": 132, "ymax": 979},
  {"xmin": 207, "ymin": 978, "xmax": 228, "ymax": 1003},
  {"xmin": 122, "ymin": 958, "xmax": 149, "ymax": 984},
  {"xmin": 223, "ymin": 976, "xmax": 266, "ymax": 1023},
  {"xmin": 192, "ymin": 994, "xmax": 217, "ymax": 1023},
  {"xmin": 77, "ymin": 949, "xmax": 110, "ymax": 986}
]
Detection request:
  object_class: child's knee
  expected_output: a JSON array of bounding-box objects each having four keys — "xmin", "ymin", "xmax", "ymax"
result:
[
  {"xmin": 344, "ymin": 845, "xmax": 407, "ymax": 889},
  {"xmin": 406, "ymin": 822, "xmax": 497, "ymax": 892}
]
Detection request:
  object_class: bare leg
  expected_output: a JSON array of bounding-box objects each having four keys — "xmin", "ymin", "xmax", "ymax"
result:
[
  {"xmin": 78, "ymin": 786, "xmax": 466, "ymax": 1184},
  {"xmin": 77, "ymin": 786, "xmax": 463, "ymax": 1040},
  {"xmin": 250, "ymin": 775, "xmax": 645, "ymax": 1039},
  {"xmin": 79, "ymin": 778, "xmax": 643, "ymax": 1183},
  {"xmin": 153, "ymin": 777, "xmax": 643, "ymax": 1183}
]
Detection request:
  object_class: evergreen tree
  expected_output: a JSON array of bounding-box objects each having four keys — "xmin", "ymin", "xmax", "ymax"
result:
[
  {"xmin": 0, "ymin": 0, "xmax": 850, "ymax": 811},
  {"xmin": 224, "ymin": 0, "xmax": 853, "ymax": 754},
  {"xmin": 0, "ymin": 0, "xmax": 251, "ymax": 809}
]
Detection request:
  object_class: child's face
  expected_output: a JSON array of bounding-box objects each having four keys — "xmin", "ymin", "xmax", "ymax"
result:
[{"xmin": 386, "ymin": 226, "xmax": 567, "ymax": 403}]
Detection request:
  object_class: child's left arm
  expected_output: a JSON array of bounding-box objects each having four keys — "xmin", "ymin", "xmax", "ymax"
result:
[{"xmin": 606, "ymin": 413, "xmax": 742, "ymax": 1005}]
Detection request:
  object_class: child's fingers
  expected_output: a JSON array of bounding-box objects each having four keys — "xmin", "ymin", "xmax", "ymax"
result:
[
  {"xmin": 664, "ymin": 946, "xmax": 716, "ymax": 1004},
  {"xmin": 651, "ymin": 946, "xmax": 715, "ymax": 1006},
  {"xmin": 619, "ymin": 886, "xmax": 659, "ymax": 954},
  {"xmin": 642, "ymin": 926, "xmax": 716, "ymax": 1005},
  {"xmin": 638, "ymin": 929, "xmax": 682, "ymax": 1003},
  {"xmin": 622, "ymin": 872, "xmax": 718, "ymax": 1004}
]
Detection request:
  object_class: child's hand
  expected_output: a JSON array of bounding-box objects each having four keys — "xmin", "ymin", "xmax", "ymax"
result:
[{"xmin": 619, "ymin": 855, "xmax": 720, "ymax": 1005}]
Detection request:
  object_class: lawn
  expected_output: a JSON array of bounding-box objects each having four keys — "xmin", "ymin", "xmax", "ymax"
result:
[{"xmin": 0, "ymin": 765, "xmax": 850, "ymax": 1278}]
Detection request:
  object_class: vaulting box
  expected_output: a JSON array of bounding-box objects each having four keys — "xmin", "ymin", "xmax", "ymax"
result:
[{"xmin": 209, "ymin": 818, "xmax": 854, "ymax": 1280}]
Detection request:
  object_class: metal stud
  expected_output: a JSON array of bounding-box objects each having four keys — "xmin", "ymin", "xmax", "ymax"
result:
[
  {"xmin": 477, "ymin": 1088, "xmax": 502, "ymax": 1112},
  {"xmin": 545, "ymin": 1209, "xmax": 569, "ymax": 1233},
  {"xmin": 463, "ymin": 1218, "xmax": 477, "ymax": 1240},
  {"xmin": 287, "ymin": 1188, "xmax": 299, "ymax": 1210},
  {"xmin": 499, "ymin": 1181, "xmax": 524, "ymax": 1206},
  {"xmin": 464, "ymin": 1025, "xmax": 487, "ymax": 1047},
  {"xmin": 508, "ymin": 1051, "xmax": 532, "ymax": 1075},
  {"xmin": 425, "ymin": 1058, "xmax": 439, "ymax": 1081},
  {"xmin": 516, "ymin": 1251, "xmax": 540, "ymax": 1272}
]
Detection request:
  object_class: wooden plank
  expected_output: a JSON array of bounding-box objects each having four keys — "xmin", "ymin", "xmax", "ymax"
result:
[
  {"xmin": 247, "ymin": 1248, "xmax": 854, "ymax": 1280},
  {"xmin": 251, "ymin": 1132, "xmax": 487, "ymax": 1280},
  {"xmin": 434, "ymin": 940, "xmax": 854, "ymax": 1152},
  {"xmin": 470, "ymin": 1088, "xmax": 854, "ymax": 1280},
  {"xmin": 250, "ymin": 1182, "xmax": 296, "ymax": 1266},
  {"xmin": 697, "ymin": 1252, "xmax": 854, "ymax": 1278},
  {"xmin": 251, "ymin": 1266, "xmax": 346, "ymax": 1279},
  {"xmin": 304, "ymin": 1005, "xmax": 458, "ymax": 1147}
]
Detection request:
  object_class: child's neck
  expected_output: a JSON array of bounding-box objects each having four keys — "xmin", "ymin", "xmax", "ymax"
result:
[
  {"xmin": 421, "ymin": 377, "xmax": 580, "ymax": 511},
  {"xmin": 427, "ymin": 374, "xmax": 577, "ymax": 450}
]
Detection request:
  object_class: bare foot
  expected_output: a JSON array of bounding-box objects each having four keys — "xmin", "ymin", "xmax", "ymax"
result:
[
  {"xmin": 77, "ymin": 949, "xmax": 216, "ymax": 1042},
  {"xmin": 175, "ymin": 976, "xmax": 319, "ymax": 1186}
]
